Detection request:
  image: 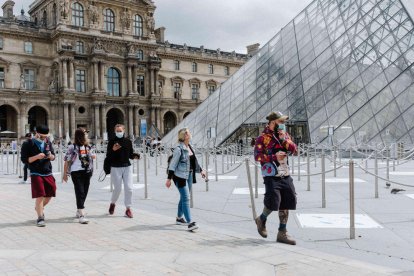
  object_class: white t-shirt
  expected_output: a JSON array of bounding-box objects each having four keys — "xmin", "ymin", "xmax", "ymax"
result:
[{"xmin": 70, "ymin": 145, "xmax": 88, "ymax": 172}]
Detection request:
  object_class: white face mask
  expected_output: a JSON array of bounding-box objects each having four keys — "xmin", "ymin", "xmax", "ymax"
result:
[{"xmin": 115, "ymin": 132, "xmax": 124, "ymax": 138}]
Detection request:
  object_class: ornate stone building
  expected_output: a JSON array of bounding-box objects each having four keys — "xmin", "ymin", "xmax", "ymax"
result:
[{"xmin": 0, "ymin": 0, "xmax": 249, "ymax": 141}]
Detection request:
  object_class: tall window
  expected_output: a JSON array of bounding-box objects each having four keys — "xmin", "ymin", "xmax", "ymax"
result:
[
  {"xmin": 71, "ymin": 2, "xmax": 84, "ymax": 26},
  {"xmin": 191, "ymin": 83, "xmax": 199, "ymax": 100},
  {"xmin": 75, "ymin": 41, "xmax": 84, "ymax": 54},
  {"xmin": 134, "ymin": 15, "xmax": 143, "ymax": 36},
  {"xmin": 0, "ymin": 37, "xmax": 3, "ymax": 50},
  {"xmin": 24, "ymin": 42, "xmax": 33, "ymax": 54},
  {"xmin": 107, "ymin": 67, "xmax": 120, "ymax": 96},
  {"xmin": 0, "ymin": 68, "xmax": 4, "ymax": 88},
  {"xmin": 208, "ymin": 64, "xmax": 214, "ymax": 74},
  {"xmin": 52, "ymin": 4, "xmax": 57, "ymax": 26},
  {"xmin": 24, "ymin": 69, "xmax": 35, "ymax": 90},
  {"xmin": 192, "ymin": 62, "xmax": 197, "ymax": 72},
  {"xmin": 174, "ymin": 60, "xmax": 180, "ymax": 70},
  {"xmin": 75, "ymin": 69, "xmax": 86, "ymax": 92},
  {"xmin": 104, "ymin": 9, "xmax": 115, "ymax": 31},
  {"xmin": 42, "ymin": 10, "xmax": 47, "ymax": 27},
  {"xmin": 137, "ymin": 75, "xmax": 145, "ymax": 96},
  {"xmin": 224, "ymin": 66, "xmax": 230, "ymax": 76},
  {"xmin": 173, "ymin": 82, "xmax": 181, "ymax": 99},
  {"xmin": 136, "ymin": 50, "xmax": 144, "ymax": 60},
  {"xmin": 208, "ymin": 85, "xmax": 216, "ymax": 95}
]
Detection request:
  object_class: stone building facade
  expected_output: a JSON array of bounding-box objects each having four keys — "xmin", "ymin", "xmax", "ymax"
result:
[{"xmin": 0, "ymin": 0, "xmax": 249, "ymax": 141}]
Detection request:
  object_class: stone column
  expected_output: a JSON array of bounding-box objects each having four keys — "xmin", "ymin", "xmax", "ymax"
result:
[
  {"xmin": 128, "ymin": 106, "xmax": 134, "ymax": 137},
  {"xmin": 160, "ymin": 110, "xmax": 164, "ymax": 135},
  {"xmin": 69, "ymin": 59, "xmax": 75, "ymax": 90},
  {"xmin": 132, "ymin": 67, "xmax": 137, "ymax": 93},
  {"xmin": 134, "ymin": 106, "xmax": 139, "ymax": 137},
  {"xmin": 127, "ymin": 66, "xmax": 132, "ymax": 94},
  {"xmin": 150, "ymin": 69, "xmax": 154, "ymax": 95},
  {"xmin": 70, "ymin": 104, "xmax": 76, "ymax": 137},
  {"xmin": 101, "ymin": 104, "xmax": 106, "ymax": 137},
  {"xmin": 150, "ymin": 108, "xmax": 155, "ymax": 127},
  {"xmin": 155, "ymin": 69, "xmax": 159, "ymax": 95},
  {"xmin": 20, "ymin": 104, "xmax": 27, "ymax": 137},
  {"xmin": 156, "ymin": 108, "xmax": 162, "ymax": 130},
  {"xmin": 62, "ymin": 59, "xmax": 68, "ymax": 90},
  {"xmin": 99, "ymin": 62, "xmax": 105, "ymax": 92},
  {"xmin": 94, "ymin": 105, "xmax": 100, "ymax": 138},
  {"xmin": 93, "ymin": 62, "xmax": 99, "ymax": 91},
  {"xmin": 63, "ymin": 103, "xmax": 69, "ymax": 137}
]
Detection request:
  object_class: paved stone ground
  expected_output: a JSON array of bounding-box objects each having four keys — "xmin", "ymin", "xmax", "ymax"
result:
[{"xmin": 0, "ymin": 152, "xmax": 413, "ymax": 275}]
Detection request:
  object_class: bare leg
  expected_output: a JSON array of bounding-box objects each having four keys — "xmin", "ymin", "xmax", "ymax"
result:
[
  {"xmin": 278, "ymin": 210, "xmax": 289, "ymax": 230},
  {"xmin": 35, "ymin": 197, "xmax": 44, "ymax": 217},
  {"xmin": 43, "ymin": 197, "xmax": 51, "ymax": 207}
]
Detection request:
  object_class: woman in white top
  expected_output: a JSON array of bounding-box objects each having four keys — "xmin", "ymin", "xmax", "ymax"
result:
[{"xmin": 63, "ymin": 128, "xmax": 96, "ymax": 224}]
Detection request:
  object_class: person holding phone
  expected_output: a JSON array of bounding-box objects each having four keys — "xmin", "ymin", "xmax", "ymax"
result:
[
  {"xmin": 20, "ymin": 125, "xmax": 56, "ymax": 227},
  {"xmin": 106, "ymin": 124, "xmax": 140, "ymax": 218},
  {"xmin": 254, "ymin": 112, "xmax": 298, "ymax": 245}
]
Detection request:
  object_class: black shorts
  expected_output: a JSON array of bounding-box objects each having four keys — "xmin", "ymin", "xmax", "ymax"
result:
[{"xmin": 263, "ymin": 176, "xmax": 297, "ymax": 211}]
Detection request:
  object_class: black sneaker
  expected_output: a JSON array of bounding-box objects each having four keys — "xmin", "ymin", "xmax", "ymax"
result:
[
  {"xmin": 36, "ymin": 217, "xmax": 45, "ymax": 227},
  {"xmin": 188, "ymin": 222, "xmax": 198, "ymax": 231},
  {"xmin": 176, "ymin": 217, "xmax": 187, "ymax": 225}
]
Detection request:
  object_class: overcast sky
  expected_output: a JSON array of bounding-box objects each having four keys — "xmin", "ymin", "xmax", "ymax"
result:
[{"xmin": 17, "ymin": 0, "xmax": 309, "ymax": 53}]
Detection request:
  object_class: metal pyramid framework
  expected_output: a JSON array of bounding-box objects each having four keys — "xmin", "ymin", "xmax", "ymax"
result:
[{"xmin": 163, "ymin": 0, "xmax": 414, "ymax": 148}]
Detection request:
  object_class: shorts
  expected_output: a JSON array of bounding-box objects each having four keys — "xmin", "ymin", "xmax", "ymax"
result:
[
  {"xmin": 31, "ymin": 175, "xmax": 57, "ymax": 198},
  {"xmin": 263, "ymin": 176, "xmax": 297, "ymax": 211}
]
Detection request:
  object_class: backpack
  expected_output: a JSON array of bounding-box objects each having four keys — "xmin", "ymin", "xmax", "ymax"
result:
[{"xmin": 166, "ymin": 147, "xmax": 184, "ymax": 175}]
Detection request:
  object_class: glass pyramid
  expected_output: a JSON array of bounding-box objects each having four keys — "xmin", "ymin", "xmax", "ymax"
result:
[{"xmin": 162, "ymin": 0, "xmax": 414, "ymax": 148}]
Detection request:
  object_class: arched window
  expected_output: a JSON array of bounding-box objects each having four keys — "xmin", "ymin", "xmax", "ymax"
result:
[
  {"xmin": 136, "ymin": 50, "xmax": 143, "ymax": 60},
  {"xmin": 71, "ymin": 2, "xmax": 84, "ymax": 26},
  {"xmin": 133, "ymin": 15, "xmax": 143, "ymax": 36},
  {"xmin": 107, "ymin": 67, "xmax": 120, "ymax": 96},
  {"xmin": 104, "ymin": 9, "xmax": 115, "ymax": 31}
]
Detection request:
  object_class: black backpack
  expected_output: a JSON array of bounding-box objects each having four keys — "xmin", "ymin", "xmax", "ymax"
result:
[{"xmin": 166, "ymin": 147, "xmax": 183, "ymax": 175}]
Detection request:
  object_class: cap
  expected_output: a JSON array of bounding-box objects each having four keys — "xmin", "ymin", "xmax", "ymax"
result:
[
  {"xmin": 36, "ymin": 125, "xmax": 49, "ymax": 135},
  {"xmin": 266, "ymin": 111, "xmax": 289, "ymax": 122}
]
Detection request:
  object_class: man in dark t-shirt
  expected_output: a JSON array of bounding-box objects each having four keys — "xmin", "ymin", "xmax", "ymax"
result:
[{"xmin": 20, "ymin": 125, "xmax": 56, "ymax": 227}]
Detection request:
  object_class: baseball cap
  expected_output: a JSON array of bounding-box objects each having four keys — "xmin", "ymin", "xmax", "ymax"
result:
[{"xmin": 266, "ymin": 111, "xmax": 289, "ymax": 122}]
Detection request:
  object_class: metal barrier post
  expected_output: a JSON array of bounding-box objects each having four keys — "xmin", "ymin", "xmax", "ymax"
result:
[
  {"xmin": 386, "ymin": 155, "xmax": 390, "ymax": 188},
  {"xmin": 6, "ymin": 149, "xmax": 10, "ymax": 174},
  {"xmin": 349, "ymin": 159, "xmax": 355, "ymax": 239},
  {"xmin": 205, "ymin": 153, "xmax": 209, "ymax": 192},
  {"xmin": 136, "ymin": 156, "xmax": 140, "ymax": 183},
  {"xmin": 333, "ymin": 146, "xmax": 337, "ymax": 178},
  {"xmin": 215, "ymin": 153, "xmax": 218, "ymax": 182},
  {"xmin": 155, "ymin": 154, "xmax": 158, "ymax": 176},
  {"xmin": 322, "ymin": 152, "xmax": 326, "ymax": 208},
  {"xmin": 254, "ymin": 161, "xmax": 259, "ymax": 198},
  {"xmin": 18, "ymin": 148, "xmax": 22, "ymax": 178},
  {"xmin": 314, "ymin": 147, "xmax": 317, "ymax": 168},
  {"xmin": 297, "ymin": 146, "xmax": 301, "ymax": 181},
  {"xmin": 58, "ymin": 143, "xmax": 62, "ymax": 172},
  {"xmin": 12, "ymin": 150, "xmax": 15, "ymax": 174},
  {"xmin": 365, "ymin": 158, "xmax": 368, "ymax": 174},
  {"xmin": 190, "ymin": 184, "xmax": 194, "ymax": 208},
  {"xmin": 144, "ymin": 154, "xmax": 148, "ymax": 199},
  {"xmin": 226, "ymin": 147, "xmax": 230, "ymax": 170},
  {"xmin": 375, "ymin": 151, "xmax": 378, "ymax": 198},
  {"xmin": 245, "ymin": 158, "xmax": 257, "ymax": 220},
  {"xmin": 95, "ymin": 149, "xmax": 99, "ymax": 170},
  {"xmin": 307, "ymin": 149, "xmax": 310, "ymax": 191},
  {"xmin": 222, "ymin": 152, "xmax": 224, "ymax": 174},
  {"xmin": 147, "ymin": 153, "xmax": 150, "ymax": 169}
]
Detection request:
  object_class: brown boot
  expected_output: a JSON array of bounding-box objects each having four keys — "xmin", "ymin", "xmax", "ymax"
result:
[
  {"xmin": 255, "ymin": 216, "xmax": 267, "ymax": 238},
  {"xmin": 277, "ymin": 229, "xmax": 296, "ymax": 245}
]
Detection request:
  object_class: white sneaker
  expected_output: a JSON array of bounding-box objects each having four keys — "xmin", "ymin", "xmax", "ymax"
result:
[
  {"xmin": 18, "ymin": 180, "xmax": 27, "ymax": 184},
  {"xmin": 79, "ymin": 216, "xmax": 89, "ymax": 224}
]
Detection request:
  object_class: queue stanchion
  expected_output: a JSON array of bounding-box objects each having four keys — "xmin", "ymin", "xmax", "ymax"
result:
[
  {"xmin": 254, "ymin": 161, "xmax": 259, "ymax": 198},
  {"xmin": 155, "ymin": 153, "xmax": 158, "ymax": 176},
  {"xmin": 6, "ymin": 149, "xmax": 10, "ymax": 174},
  {"xmin": 349, "ymin": 159, "xmax": 355, "ymax": 240},
  {"xmin": 144, "ymin": 153, "xmax": 148, "ymax": 199},
  {"xmin": 214, "ymin": 153, "xmax": 218, "ymax": 182},
  {"xmin": 314, "ymin": 147, "xmax": 317, "ymax": 168},
  {"xmin": 18, "ymin": 147, "xmax": 22, "ymax": 178},
  {"xmin": 322, "ymin": 152, "xmax": 326, "ymax": 208},
  {"xmin": 386, "ymin": 155, "xmax": 390, "ymax": 188},
  {"xmin": 221, "ymin": 151, "xmax": 225, "ymax": 174},
  {"xmin": 136, "ymin": 155, "xmax": 140, "ymax": 183},
  {"xmin": 375, "ymin": 151, "xmax": 379, "ymax": 198},
  {"xmin": 12, "ymin": 148, "xmax": 16, "ymax": 174},
  {"xmin": 227, "ymin": 147, "xmax": 230, "ymax": 170},
  {"xmin": 245, "ymin": 158, "xmax": 257, "ymax": 220},
  {"xmin": 297, "ymin": 146, "xmax": 301, "ymax": 181},
  {"xmin": 205, "ymin": 153, "xmax": 209, "ymax": 192},
  {"xmin": 333, "ymin": 146, "xmax": 337, "ymax": 178},
  {"xmin": 307, "ymin": 149, "xmax": 310, "ymax": 191}
]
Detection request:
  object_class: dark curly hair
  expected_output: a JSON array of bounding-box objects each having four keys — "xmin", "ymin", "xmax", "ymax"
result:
[{"xmin": 74, "ymin": 128, "xmax": 89, "ymax": 146}]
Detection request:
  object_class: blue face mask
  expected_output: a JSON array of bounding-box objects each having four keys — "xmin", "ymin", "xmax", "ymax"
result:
[
  {"xmin": 115, "ymin": 132, "xmax": 124, "ymax": 138},
  {"xmin": 278, "ymin": 124, "xmax": 286, "ymax": 131}
]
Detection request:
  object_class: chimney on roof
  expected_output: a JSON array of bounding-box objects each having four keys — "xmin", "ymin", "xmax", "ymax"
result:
[
  {"xmin": 246, "ymin": 43, "xmax": 260, "ymax": 56},
  {"xmin": 2, "ymin": 0, "xmax": 15, "ymax": 19},
  {"xmin": 155, "ymin": 27, "xmax": 166, "ymax": 43}
]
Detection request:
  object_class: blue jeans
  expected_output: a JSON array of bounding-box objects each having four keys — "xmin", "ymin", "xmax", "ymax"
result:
[{"xmin": 175, "ymin": 173, "xmax": 193, "ymax": 222}]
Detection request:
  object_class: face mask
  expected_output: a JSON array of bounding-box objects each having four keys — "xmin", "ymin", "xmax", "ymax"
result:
[
  {"xmin": 115, "ymin": 132, "xmax": 124, "ymax": 138},
  {"xmin": 278, "ymin": 124, "xmax": 286, "ymax": 131}
]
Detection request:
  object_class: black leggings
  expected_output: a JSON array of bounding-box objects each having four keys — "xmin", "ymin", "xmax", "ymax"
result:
[{"xmin": 71, "ymin": 171, "xmax": 92, "ymax": 209}]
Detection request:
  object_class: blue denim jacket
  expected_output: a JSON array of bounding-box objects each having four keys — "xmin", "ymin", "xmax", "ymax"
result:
[{"xmin": 168, "ymin": 143, "xmax": 190, "ymax": 179}]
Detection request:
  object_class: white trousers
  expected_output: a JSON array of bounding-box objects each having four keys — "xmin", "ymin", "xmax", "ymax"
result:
[{"xmin": 110, "ymin": 166, "xmax": 133, "ymax": 208}]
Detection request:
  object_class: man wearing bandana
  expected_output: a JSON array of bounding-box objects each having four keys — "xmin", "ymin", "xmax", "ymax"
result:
[{"xmin": 21, "ymin": 125, "xmax": 56, "ymax": 227}]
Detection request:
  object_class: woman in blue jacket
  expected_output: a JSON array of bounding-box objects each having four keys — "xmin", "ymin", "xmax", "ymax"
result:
[{"xmin": 165, "ymin": 128, "xmax": 205, "ymax": 231}]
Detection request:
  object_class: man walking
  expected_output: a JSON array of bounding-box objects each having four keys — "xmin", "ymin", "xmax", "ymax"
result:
[
  {"xmin": 254, "ymin": 111, "xmax": 297, "ymax": 245},
  {"xmin": 20, "ymin": 125, "xmax": 56, "ymax": 227},
  {"xmin": 19, "ymin": 133, "xmax": 32, "ymax": 184}
]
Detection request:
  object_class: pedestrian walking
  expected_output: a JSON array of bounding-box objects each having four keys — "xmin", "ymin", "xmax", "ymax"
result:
[
  {"xmin": 253, "ymin": 112, "xmax": 298, "ymax": 245},
  {"xmin": 165, "ymin": 128, "xmax": 206, "ymax": 231},
  {"xmin": 20, "ymin": 125, "xmax": 56, "ymax": 227},
  {"xmin": 63, "ymin": 128, "xmax": 95, "ymax": 224},
  {"xmin": 19, "ymin": 133, "xmax": 32, "ymax": 184},
  {"xmin": 106, "ymin": 124, "xmax": 140, "ymax": 218}
]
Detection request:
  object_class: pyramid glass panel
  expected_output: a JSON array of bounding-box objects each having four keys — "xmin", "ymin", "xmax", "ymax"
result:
[{"xmin": 162, "ymin": 0, "xmax": 414, "ymax": 148}]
